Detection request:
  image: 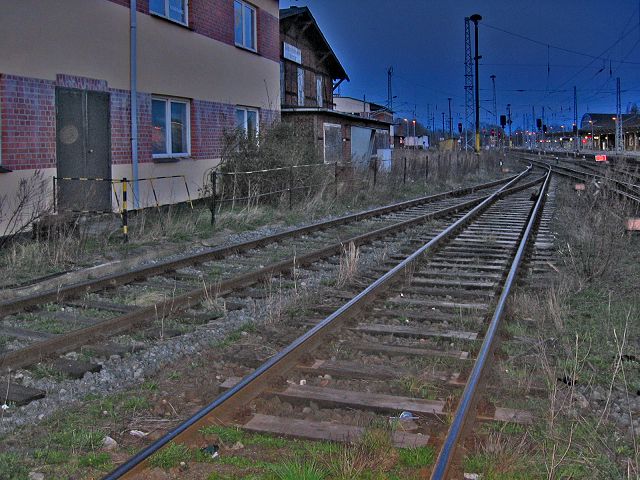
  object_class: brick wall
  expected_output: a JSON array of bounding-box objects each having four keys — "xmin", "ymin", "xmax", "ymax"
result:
[
  {"xmin": 258, "ymin": 8, "xmax": 280, "ymax": 63},
  {"xmin": 105, "ymin": 0, "xmax": 279, "ymax": 63},
  {"xmin": 56, "ymin": 74, "xmax": 108, "ymax": 92},
  {"xmin": 110, "ymin": 90, "xmax": 153, "ymax": 165},
  {"xmin": 1, "ymin": 72, "xmax": 278, "ymax": 172},
  {"xmin": 190, "ymin": 99, "xmax": 235, "ymax": 160},
  {"xmin": 259, "ymin": 108, "xmax": 280, "ymax": 132},
  {"xmin": 0, "ymin": 74, "xmax": 56, "ymax": 171},
  {"xmin": 189, "ymin": 0, "xmax": 233, "ymax": 46},
  {"xmin": 105, "ymin": 0, "xmax": 149, "ymax": 13}
]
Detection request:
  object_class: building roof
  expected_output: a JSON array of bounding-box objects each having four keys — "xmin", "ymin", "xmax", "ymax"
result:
[
  {"xmin": 581, "ymin": 112, "xmax": 640, "ymax": 131},
  {"xmin": 334, "ymin": 95, "xmax": 389, "ymax": 112},
  {"xmin": 281, "ymin": 107, "xmax": 392, "ymax": 127},
  {"xmin": 280, "ymin": 6, "xmax": 349, "ymax": 82}
]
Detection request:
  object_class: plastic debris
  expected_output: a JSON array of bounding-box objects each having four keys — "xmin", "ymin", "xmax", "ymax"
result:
[
  {"xmin": 129, "ymin": 430, "xmax": 148, "ymax": 438},
  {"xmin": 201, "ymin": 444, "xmax": 220, "ymax": 459},
  {"xmin": 299, "ymin": 379, "xmax": 307, "ymax": 386},
  {"xmin": 394, "ymin": 411, "xmax": 419, "ymax": 420},
  {"xmin": 1, "ymin": 403, "xmax": 9, "ymax": 411}
]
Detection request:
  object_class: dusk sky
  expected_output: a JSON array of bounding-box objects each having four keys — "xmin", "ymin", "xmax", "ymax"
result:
[{"xmin": 280, "ymin": 0, "xmax": 640, "ymax": 131}]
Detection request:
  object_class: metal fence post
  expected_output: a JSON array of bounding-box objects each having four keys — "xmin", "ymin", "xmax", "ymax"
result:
[
  {"xmin": 334, "ymin": 162, "xmax": 338, "ymax": 199},
  {"xmin": 52, "ymin": 176, "xmax": 57, "ymax": 214},
  {"xmin": 373, "ymin": 157, "xmax": 377, "ymax": 188},
  {"xmin": 289, "ymin": 165, "xmax": 293, "ymax": 209},
  {"xmin": 122, "ymin": 177, "xmax": 128, "ymax": 243},
  {"xmin": 403, "ymin": 157, "xmax": 407, "ymax": 184},
  {"xmin": 210, "ymin": 170, "xmax": 217, "ymax": 225},
  {"xmin": 425, "ymin": 155, "xmax": 429, "ymax": 184}
]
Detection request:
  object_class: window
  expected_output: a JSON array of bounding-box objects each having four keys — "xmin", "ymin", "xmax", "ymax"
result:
[
  {"xmin": 150, "ymin": 0, "xmax": 187, "ymax": 24},
  {"xmin": 234, "ymin": 1, "xmax": 256, "ymax": 51},
  {"xmin": 236, "ymin": 107, "xmax": 259, "ymax": 137},
  {"xmin": 297, "ymin": 67, "xmax": 305, "ymax": 107},
  {"xmin": 316, "ymin": 75, "xmax": 323, "ymax": 108},
  {"xmin": 152, "ymin": 97, "xmax": 190, "ymax": 158}
]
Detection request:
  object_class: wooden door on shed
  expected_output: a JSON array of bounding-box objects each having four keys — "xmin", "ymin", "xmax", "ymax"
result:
[
  {"xmin": 323, "ymin": 123, "xmax": 342, "ymax": 164},
  {"xmin": 55, "ymin": 87, "xmax": 111, "ymax": 213}
]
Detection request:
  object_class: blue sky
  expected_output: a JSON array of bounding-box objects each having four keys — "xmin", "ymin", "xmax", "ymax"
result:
[{"xmin": 280, "ymin": 0, "xmax": 640, "ymax": 130}]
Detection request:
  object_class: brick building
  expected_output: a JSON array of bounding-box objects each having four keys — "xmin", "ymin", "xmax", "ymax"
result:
[
  {"xmin": 279, "ymin": 6, "xmax": 391, "ymax": 166},
  {"xmin": 0, "ymin": 0, "xmax": 280, "ymax": 232}
]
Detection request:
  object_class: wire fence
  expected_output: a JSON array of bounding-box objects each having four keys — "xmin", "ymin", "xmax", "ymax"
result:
[
  {"xmin": 53, "ymin": 175, "xmax": 193, "ymax": 242},
  {"xmin": 208, "ymin": 151, "xmax": 499, "ymax": 225}
]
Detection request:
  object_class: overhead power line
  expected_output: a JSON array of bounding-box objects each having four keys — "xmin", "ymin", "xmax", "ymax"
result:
[{"xmin": 483, "ymin": 22, "xmax": 640, "ymax": 65}]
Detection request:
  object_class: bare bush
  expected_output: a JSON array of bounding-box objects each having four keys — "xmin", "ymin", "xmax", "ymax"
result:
[
  {"xmin": 556, "ymin": 184, "xmax": 630, "ymax": 288},
  {"xmin": 0, "ymin": 170, "xmax": 52, "ymax": 248},
  {"xmin": 214, "ymin": 122, "xmax": 327, "ymax": 209}
]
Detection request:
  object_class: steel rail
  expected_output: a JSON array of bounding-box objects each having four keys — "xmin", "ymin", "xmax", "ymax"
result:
[
  {"xmin": 0, "ymin": 171, "xmax": 544, "ymax": 373},
  {"xmin": 430, "ymin": 168, "xmax": 552, "ymax": 480},
  {"xmin": 0, "ymin": 175, "xmax": 517, "ymax": 318},
  {"xmin": 515, "ymin": 155, "xmax": 640, "ymax": 204},
  {"xmin": 537, "ymin": 155, "xmax": 640, "ymax": 192},
  {"xmin": 103, "ymin": 166, "xmax": 536, "ymax": 480}
]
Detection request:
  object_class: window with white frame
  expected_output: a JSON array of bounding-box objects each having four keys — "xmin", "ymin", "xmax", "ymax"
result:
[
  {"xmin": 316, "ymin": 75, "xmax": 323, "ymax": 107},
  {"xmin": 152, "ymin": 97, "xmax": 190, "ymax": 158},
  {"xmin": 234, "ymin": 1, "xmax": 256, "ymax": 51},
  {"xmin": 150, "ymin": 0, "xmax": 188, "ymax": 24},
  {"xmin": 235, "ymin": 107, "xmax": 259, "ymax": 137},
  {"xmin": 297, "ymin": 67, "xmax": 305, "ymax": 107}
]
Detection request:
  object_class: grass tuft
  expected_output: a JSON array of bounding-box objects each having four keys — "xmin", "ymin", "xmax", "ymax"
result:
[{"xmin": 148, "ymin": 442, "xmax": 191, "ymax": 470}]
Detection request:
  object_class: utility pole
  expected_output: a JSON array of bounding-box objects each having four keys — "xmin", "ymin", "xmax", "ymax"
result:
[
  {"xmin": 490, "ymin": 74, "xmax": 497, "ymax": 126},
  {"xmin": 387, "ymin": 66, "xmax": 394, "ymax": 113},
  {"xmin": 542, "ymin": 106, "xmax": 546, "ymax": 152},
  {"xmin": 532, "ymin": 105, "xmax": 536, "ymax": 149},
  {"xmin": 470, "ymin": 14, "xmax": 482, "ymax": 152},
  {"xmin": 464, "ymin": 17, "xmax": 474, "ymax": 151},
  {"xmin": 507, "ymin": 103, "xmax": 512, "ymax": 148},
  {"xmin": 574, "ymin": 86, "xmax": 579, "ymax": 152},
  {"xmin": 442, "ymin": 112, "xmax": 446, "ymax": 138},
  {"xmin": 427, "ymin": 104, "xmax": 431, "ymax": 145},
  {"xmin": 448, "ymin": 97, "xmax": 453, "ymax": 139},
  {"xmin": 616, "ymin": 77, "xmax": 623, "ymax": 152}
]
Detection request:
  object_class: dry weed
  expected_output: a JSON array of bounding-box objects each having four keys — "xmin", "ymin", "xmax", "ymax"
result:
[{"xmin": 337, "ymin": 242, "xmax": 360, "ymax": 287}]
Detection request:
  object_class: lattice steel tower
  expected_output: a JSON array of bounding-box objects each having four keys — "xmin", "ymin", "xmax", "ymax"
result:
[
  {"xmin": 616, "ymin": 77, "xmax": 623, "ymax": 152},
  {"xmin": 464, "ymin": 17, "xmax": 474, "ymax": 151}
]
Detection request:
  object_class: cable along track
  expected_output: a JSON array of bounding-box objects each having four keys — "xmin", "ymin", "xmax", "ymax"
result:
[{"xmin": 103, "ymin": 166, "xmax": 552, "ymax": 479}]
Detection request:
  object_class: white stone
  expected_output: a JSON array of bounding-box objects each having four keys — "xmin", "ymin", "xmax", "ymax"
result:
[{"xmin": 102, "ymin": 436, "xmax": 118, "ymax": 450}]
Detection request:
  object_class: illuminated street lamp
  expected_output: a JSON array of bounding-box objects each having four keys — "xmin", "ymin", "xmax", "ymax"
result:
[
  {"xmin": 412, "ymin": 119, "xmax": 417, "ymax": 149},
  {"xmin": 588, "ymin": 120, "xmax": 596, "ymax": 150},
  {"xmin": 403, "ymin": 118, "xmax": 409, "ymax": 147}
]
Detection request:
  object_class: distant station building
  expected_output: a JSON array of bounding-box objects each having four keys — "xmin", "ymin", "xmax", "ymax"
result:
[
  {"xmin": 0, "ymin": 0, "xmax": 280, "ymax": 233},
  {"xmin": 580, "ymin": 113, "xmax": 640, "ymax": 151},
  {"xmin": 279, "ymin": 6, "xmax": 391, "ymax": 166}
]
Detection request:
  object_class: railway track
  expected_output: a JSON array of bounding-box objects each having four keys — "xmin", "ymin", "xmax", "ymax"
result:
[
  {"xmin": 1, "ymin": 173, "xmax": 540, "ymax": 406},
  {"xmin": 512, "ymin": 152, "xmax": 640, "ymax": 205},
  {"xmin": 101, "ymin": 166, "xmax": 552, "ymax": 479}
]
